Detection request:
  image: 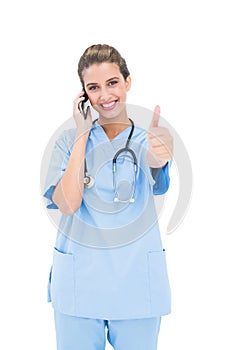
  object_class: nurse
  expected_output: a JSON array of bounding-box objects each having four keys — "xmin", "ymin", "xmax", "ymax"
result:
[{"xmin": 43, "ymin": 44, "xmax": 173, "ymax": 350}]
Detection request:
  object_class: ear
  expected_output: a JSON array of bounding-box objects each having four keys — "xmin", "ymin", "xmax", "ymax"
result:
[{"xmin": 125, "ymin": 75, "xmax": 131, "ymax": 91}]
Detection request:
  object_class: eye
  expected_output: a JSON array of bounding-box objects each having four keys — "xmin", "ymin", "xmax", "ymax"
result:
[
  {"xmin": 88, "ymin": 85, "xmax": 98, "ymax": 91},
  {"xmin": 108, "ymin": 80, "xmax": 118, "ymax": 86}
]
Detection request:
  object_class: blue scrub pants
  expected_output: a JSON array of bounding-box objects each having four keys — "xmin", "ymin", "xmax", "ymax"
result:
[{"xmin": 54, "ymin": 310, "xmax": 161, "ymax": 350}]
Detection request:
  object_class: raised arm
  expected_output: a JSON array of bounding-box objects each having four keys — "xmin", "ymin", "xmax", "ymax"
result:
[{"xmin": 52, "ymin": 92, "xmax": 92, "ymax": 215}]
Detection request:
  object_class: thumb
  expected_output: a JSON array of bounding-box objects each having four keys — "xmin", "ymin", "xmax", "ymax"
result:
[{"xmin": 151, "ymin": 105, "xmax": 160, "ymax": 128}]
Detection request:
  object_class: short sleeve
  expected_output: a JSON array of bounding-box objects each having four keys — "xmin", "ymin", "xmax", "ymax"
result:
[
  {"xmin": 43, "ymin": 130, "xmax": 73, "ymax": 209},
  {"xmin": 151, "ymin": 161, "xmax": 171, "ymax": 195}
]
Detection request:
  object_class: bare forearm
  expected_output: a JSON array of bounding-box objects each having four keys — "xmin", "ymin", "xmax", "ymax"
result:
[{"xmin": 52, "ymin": 133, "xmax": 88, "ymax": 215}]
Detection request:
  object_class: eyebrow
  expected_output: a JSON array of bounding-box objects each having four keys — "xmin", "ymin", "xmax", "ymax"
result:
[{"xmin": 86, "ymin": 77, "xmax": 120, "ymax": 87}]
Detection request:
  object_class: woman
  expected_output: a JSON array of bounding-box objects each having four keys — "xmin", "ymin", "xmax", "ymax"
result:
[{"xmin": 44, "ymin": 44, "xmax": 173, "ymax": 350}]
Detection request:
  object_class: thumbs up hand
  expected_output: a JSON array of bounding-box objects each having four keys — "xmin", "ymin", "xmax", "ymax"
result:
[{"xmin": 146, "ymin": 105, "xmax": 173, "ymax": 168}]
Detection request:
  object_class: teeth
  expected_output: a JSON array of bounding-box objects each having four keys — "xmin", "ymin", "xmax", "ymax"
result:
[{"xmin": 102, "ymin": 101, "xmax": 116, "ymax": 108}]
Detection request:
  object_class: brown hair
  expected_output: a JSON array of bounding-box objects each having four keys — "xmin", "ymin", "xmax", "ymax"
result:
[{"xmin": 78, "ymin": 44, "xmax": 130, "ymax": 87}]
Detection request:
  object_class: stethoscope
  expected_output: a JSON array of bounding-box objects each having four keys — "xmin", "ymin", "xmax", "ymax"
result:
[{"xmin": 84, "ymin": 118, "xmax": 137, "ymax": 203}]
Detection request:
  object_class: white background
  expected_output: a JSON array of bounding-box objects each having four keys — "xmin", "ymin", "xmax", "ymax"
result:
[{"xmin": 1, "ymin": 0, "xmax": 232, "ymax": 349}]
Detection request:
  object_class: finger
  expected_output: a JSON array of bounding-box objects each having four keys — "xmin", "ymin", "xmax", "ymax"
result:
[
  {"xmin": 74, "ymin": 91, "xmax": 85, "ymax": 102},
  {"xmin": 73, "ymin": 100, "xmax": 83, "ymax": 116},
  {"xmin": 148, "ymin": 126, "xmax": 169, "ymax": 139},
  {"xmin": 73, "ymin": 96, "xmax": 85, "ymax": 113},
  {"xmin": 78, "ymin": 90, "xmax": 85, "ymax": 97},
  {"xmin": 151, "ymin": 105, "xmax": 160, "ymax": 128},
  {"xmin": 74, "ymin": 95, "xmax": 85, "ymax": 103}
]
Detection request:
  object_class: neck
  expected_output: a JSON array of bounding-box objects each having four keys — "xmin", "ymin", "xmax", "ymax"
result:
[
  {"xmin": 101, "ymin": 122, "xmax": 131, "ymax": 141},
  {"xmin": 98, "ymin": 110, "xmax": 131, "ymax": 139}
]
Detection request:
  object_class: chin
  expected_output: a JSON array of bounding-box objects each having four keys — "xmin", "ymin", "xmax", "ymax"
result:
[{"xmin": 99, "ymin": 104, "xmax": 126, "ymax": 121}]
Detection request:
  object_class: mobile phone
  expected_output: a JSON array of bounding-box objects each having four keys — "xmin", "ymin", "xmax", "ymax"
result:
[{"xmin": 79, "ymin": 89, "xmax": 89, "ymax": 119}]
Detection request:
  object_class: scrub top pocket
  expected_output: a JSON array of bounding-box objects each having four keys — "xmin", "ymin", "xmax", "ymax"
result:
[
  {"xmin": 47, "ymin": 266, "xmax": 52, "ymax": 302},
  {"xmin": 50, "ymin": 248, "xmax": 76, "ymax": 316},
  {"xmin": 147, "ymin": 250, "xmax": 171, "ymax": 315}
]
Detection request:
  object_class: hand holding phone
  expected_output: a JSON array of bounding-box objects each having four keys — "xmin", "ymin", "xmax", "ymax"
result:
[{"xmin": 73, "ymin": 91, "xmax": 92, "ymax": 138}]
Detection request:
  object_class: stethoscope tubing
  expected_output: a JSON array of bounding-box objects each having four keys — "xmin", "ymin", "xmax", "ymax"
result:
[{"xmin": 84, "ymin": 119, "xmax": 138, "ymax": 203}]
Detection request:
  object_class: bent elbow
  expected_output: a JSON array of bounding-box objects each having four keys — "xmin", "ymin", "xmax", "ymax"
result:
[
  {"xmin": 60, "ymin": 206, "xmax": 75, "ymax": 216},
  {"xmin": 58, "ymin": 202, "xmax": 81, "ymax": 215},
  {"xmin": 52, "ymin": 192, "xmax": 82, "ymax": 215}
]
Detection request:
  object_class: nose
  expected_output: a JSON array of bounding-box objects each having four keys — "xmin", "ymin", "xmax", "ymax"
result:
[{"xmin": 99, "ymin": 87, "xmax": 110, "ymax": 103}]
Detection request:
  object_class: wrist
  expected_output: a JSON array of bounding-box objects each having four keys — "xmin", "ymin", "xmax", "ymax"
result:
[
  {"xmin": 74, "ymin": 130, "xmax": 89, "ymax": 144},
  {"xmin": 153, "ymin": 160, "xmax": 168, "ymax": 168}
]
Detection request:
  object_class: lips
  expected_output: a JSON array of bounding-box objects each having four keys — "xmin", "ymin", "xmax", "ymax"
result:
[{"xmin": 101, "ymin": 100, "xmax": 117, "ymax": 110}]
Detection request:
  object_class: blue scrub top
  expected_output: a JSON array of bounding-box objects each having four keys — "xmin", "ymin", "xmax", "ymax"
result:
[{"xmin": 44, "ymin": 122, "xmax": 171, "ymax": 320}]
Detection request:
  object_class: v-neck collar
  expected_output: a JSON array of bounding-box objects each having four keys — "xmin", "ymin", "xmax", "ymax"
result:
[{"xmin": 92, "ymin": 120, "xmax": 132, "ymax": 143}]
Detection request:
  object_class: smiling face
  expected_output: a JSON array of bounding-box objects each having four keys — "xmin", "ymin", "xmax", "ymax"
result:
[{"xmin": 82, "ymin": 62, "xmax": 131, "ymax": 122}]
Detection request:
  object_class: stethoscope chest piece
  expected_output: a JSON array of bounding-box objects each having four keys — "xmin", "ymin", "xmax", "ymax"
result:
[{"xmin": 84, "ymin": 175, "xmax": 95, "ymax": 189}]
